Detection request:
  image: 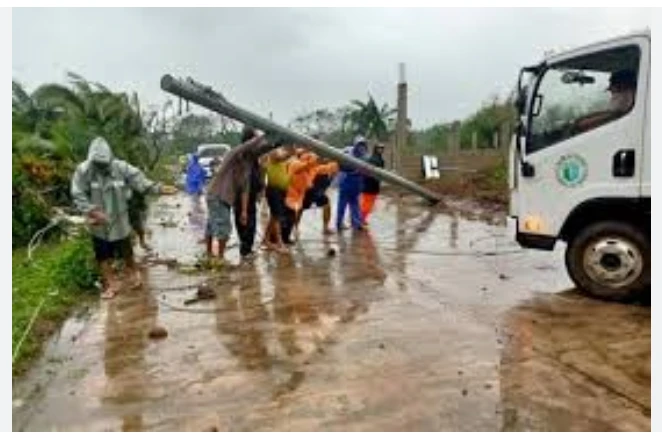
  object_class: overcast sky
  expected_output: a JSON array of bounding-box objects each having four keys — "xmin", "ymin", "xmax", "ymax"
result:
[{"xmin": 12, "ymin": 7, "xmax": 652, "ymax": 129}]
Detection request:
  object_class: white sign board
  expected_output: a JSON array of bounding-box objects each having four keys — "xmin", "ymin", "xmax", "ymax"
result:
[{"xmin": 422, "ymin": 155, "xmax": 441, "ymax": 179}]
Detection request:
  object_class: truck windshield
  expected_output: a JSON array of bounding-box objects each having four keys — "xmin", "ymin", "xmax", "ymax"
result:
[{"xmin": 527, "ymin": 45, "xmax": 640, "ymax": 154}]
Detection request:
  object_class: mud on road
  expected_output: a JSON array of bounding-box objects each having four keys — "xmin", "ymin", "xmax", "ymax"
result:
[{"xmin": 12, "ymin": 193, "xmax": 650, "ymax": 431}]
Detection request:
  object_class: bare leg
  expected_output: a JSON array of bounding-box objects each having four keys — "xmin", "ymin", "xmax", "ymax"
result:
[
  {"xmin": 272, "ymin": 220, "xmax": 289, "ymax": 254},
  {"xmin": 137, "ymin": 229, "xmax": 151, "ymax": 251},
  {"xmin": 99, "ymin": 260, "xmax": 118, "ymax": 299},
  {"xmin": 294, "ymin": 210, "xmax": 303, "ymax": 242},
  {"xmin": 217, "ymin": 238, "xmax": 228, "ymax": 258},
  {"xmin": 322, "ymin": 203, "xmax": 333, "ymax": 235},
  {"xmin": 262, "ymin": 218, "xmax": 276, "ymax": 250},
  {"xmin": 206, "ymin": 235, "xmax": 213, "ymax": 256},
  {"xmin": 124, "ymin": 246, "xmax": 143, "ymax": 289}
]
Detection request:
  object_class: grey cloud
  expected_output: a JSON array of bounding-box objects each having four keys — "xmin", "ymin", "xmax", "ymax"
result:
[{"xmin": 12, "ymin": 7, "xmax": 652, "ymax": 128}]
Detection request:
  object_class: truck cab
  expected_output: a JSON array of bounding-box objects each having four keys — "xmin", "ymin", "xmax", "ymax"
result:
[{"xmin": 509, "ymin": 30, "xmax": 650, "ymax": 302}]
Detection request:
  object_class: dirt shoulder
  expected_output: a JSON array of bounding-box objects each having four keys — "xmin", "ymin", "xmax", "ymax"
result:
[{"xmin": 381, "ymin": 166, "xmax": 509, "ymax": 225}]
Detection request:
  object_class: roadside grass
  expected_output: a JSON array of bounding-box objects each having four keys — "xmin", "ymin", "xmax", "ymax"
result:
[{"xmin": 12, "ymin": 235, "xmax": 98, "ymax": 376}]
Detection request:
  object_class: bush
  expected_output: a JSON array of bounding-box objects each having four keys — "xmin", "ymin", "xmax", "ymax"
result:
[
  {"xmin": 12, "ymin": 152, "xmax": 72, "ymax": 248},
  {"xmin": 53, "ymin": 236, "xmax": 99, "ymax": 290},
  {"xmin": 12, "ymin": 191, "xmax": 51, "ymax": 249}
]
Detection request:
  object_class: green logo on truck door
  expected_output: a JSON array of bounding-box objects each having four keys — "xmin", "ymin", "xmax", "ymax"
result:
[{"xmin": 556, "ymin": 154, "xmax": 588, "ymax": 187}]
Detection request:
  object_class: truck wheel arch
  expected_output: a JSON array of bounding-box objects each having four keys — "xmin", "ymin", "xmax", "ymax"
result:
[{"xmin": 559, "ymin": 197, "xmax": 650, "ymax": 243}]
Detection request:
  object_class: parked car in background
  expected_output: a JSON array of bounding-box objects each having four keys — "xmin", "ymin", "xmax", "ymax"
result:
[
  {"xmin": 176, "ymin": 143, "xmax": 231, "ymax": 189},
  {"xmin": 197, "ymin": 143, "xmax": 231, "ymax": 179}
]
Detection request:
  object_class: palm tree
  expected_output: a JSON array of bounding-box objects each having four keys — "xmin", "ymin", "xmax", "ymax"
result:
[
  {"xmin": 12, "ymin": 80, "xmax": 67, "ymax": 137},
  {"xmin": 24, "ymin": 72, "xmax": 150, "ymax": 168},
  {"xmin": 343, "ymin": 95, "xmax": 396, "ymax": 142}
]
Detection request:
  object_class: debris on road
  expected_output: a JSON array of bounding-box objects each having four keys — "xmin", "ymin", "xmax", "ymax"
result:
[
  {"xmin": 148, "ymin": 326, "xmax": 168, "ymax": 340},
  {"xmin": 183, "ymin": 283, "xmax": 217, "ymax": 306}
]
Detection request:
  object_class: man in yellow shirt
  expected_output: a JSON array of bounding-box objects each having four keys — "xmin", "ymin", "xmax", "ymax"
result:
[{"xmin": 263, "ymin": 141, "xmax": 294, "ymax": 253}]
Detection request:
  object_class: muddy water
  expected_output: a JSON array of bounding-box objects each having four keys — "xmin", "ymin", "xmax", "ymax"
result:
[{"xmin": 12, "ymin": 193, "xmax": 650, "ymax": 431}]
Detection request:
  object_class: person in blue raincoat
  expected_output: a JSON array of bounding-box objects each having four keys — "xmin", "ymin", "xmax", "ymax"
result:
[
  {"xmin": 185, "ymin": 153, "xmax": 206, "ymax": 198},
  {"xmin": 336, "ymin": 135, "xmax": 368, "ymax": 232}
]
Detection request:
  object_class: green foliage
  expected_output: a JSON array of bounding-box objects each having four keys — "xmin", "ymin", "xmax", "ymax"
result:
[
  {"xmin": 459, "ymin": 100, "xmax": 515, "ymax": 149},
  {"xmin": 344, "ymin": 96, "xmax": 395, "ymax": 141},
  {"xmin": 413, "ymin": 123, "xmax": 454, "ymax": 152},
  {"xmin": 12, "ymin": 73, "xmax": 161, "ymax": 248},
  {"xmin": 11, "ymin": 152, "xmax": 62, "ymax": 248},
  {"xmin": 168, "ymin": 113, "xmax": 243, "ymax": 156},
  {"xmin": 12, "ymin": 235, "xmax": 98, "ymax": 374},
  {"xmin": 412, "ymin": 98, "xmax": 516, "ymax": 152},
  {"xmin": 52, "ymin": 237, "xmax": 99, "ymax": 290},
  {"xmin": 289, "ymin": 106, "xmax": 353, "ymax": 147},
  {"xmin": 12, "ymin": 192, "xmax": 51, "ymax": 248},
  {"xmin": 289, "ymin": 97, "xmax": 395, "ymax": 147},
  {"xmin": 289, "ymin": 94, "xmax": 513, "ymax": 153}
]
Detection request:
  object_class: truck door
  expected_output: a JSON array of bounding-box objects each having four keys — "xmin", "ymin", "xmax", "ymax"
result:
[{"xmin": 517, "ymin": 36, "xmax": 649, "ymax": 238}]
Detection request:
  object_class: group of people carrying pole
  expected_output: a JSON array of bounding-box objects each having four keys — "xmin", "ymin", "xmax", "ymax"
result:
[
  {"xmin": 69, "ymin": 129, "xmax": 386, "ymax": 299},
  {"xmin": 190, "ymin": 127, "xmax": 386, "ymax": 267}
]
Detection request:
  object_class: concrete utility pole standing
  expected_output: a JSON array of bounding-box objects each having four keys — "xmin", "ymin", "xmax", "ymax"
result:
[{"xmin": 395, "ymin": 62, "xmax": 408, "ymax": 175}]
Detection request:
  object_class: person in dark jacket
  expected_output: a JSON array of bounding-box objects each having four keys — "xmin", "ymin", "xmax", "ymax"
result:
[
  {"xmin": 233, "ymin": 127, "xmax": 265, "ymax": 261},
  {"xmin": 360, "ymin": 143, "xmax": 385, "ymax": 225}
]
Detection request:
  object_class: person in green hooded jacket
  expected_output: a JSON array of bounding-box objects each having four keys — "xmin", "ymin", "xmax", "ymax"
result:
[{"xmin": 71, "ymin": 136, "xmax": 176, "ymax": 299}]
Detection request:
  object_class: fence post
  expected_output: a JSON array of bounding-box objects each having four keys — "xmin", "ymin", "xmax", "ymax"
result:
[
  {"xmin": 395, "ymin": 63, "xmax": 408, "ymax": 176},
  {"xmin": 450, "ymin": 121, "xmax": 461, "ymax": 153},
  {"xmin": 500, "ymin": 122, "xmax": 512, "ymax": 150}
]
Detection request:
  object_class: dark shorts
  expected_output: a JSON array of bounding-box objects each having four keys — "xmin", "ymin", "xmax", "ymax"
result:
[
  {"xmin": 92, "ymin": 236, "xmax": 134, "ymax": 262},
  {"xmin": 303, "ymin": 189, "xmax": 329, "ymax": 210},
  {"xmin": 266, "ymin": 186, "xmax": 287, "ymax": 220},
  {"xmin": 302, "ymin": 176, "xmax": 332, "ymax": 210}
]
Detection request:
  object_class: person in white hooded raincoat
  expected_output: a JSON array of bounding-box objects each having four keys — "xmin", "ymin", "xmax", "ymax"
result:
[{"xmin": 71, "ymin": 137, "xmax": 176, "ymax": 299}]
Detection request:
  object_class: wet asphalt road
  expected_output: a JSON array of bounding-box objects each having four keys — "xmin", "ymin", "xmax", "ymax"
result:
[{"xmin": 12, "ymin": 193, "xmax": 651, "ymax": 431}]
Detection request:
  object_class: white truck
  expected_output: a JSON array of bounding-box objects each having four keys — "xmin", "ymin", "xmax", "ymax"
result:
[{"xmin": 509, "ymin": 30, "xmax": 650, "ymax": 302}]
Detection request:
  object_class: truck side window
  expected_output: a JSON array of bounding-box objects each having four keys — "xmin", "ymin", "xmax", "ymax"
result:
[{"xmin": 528, "ymin": 45, "xmax": 640, "ymax": 154}]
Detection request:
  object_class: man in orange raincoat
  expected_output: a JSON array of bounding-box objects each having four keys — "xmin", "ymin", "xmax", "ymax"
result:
[
  {"xmin": 281, "ymin": 149, "xmax": 338, "ymax": 244},
  {"xmin": 298, "ymin": 157, "xmax": 339, "ymax": 236}
]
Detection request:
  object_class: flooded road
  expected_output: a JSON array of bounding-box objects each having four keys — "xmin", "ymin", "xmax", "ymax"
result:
[{"xmin": 12, "ymin": 193, "xmax": 651, "ymax": 431}]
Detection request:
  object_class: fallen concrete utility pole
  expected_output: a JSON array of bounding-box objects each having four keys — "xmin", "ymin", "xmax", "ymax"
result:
[{"xmin": 160, "ymin": 75, "xmax": 441, "ymax": 204}]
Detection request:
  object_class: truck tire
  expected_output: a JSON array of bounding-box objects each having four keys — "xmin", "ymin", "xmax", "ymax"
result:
[{"xmin": 565, "ymin": 220, "xmax": 650, "ymax": 303}]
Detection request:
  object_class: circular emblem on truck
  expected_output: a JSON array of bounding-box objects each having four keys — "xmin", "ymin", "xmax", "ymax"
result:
[{"xmin": 556, "ymin": 154, "xmax": 588, "ymax": 187}]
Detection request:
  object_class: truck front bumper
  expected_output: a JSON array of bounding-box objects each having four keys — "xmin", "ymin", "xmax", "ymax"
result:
[{"xmin": 511, "ymin": 217, "xmax": 557, "ymax": 251}]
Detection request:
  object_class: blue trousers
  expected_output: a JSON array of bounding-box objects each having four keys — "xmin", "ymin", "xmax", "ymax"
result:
[{"xmin": 336, "ymin": 186, "xmax": 362, "ymax": 230}]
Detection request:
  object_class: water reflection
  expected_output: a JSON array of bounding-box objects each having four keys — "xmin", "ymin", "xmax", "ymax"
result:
[
  {"xmin": 392, "ymin": 204, "xmax": 439, "ymax": 289},
  {"xmin": 102, "ymin": 269, "xmax": 158, "ymax": 431},
  {"xmin": 214, "ymin": 264, "xmax": 270, "ymax": 371},
  {"xmin": 187, "ymin": 196, "xmax": 207, "ymax": 241},
  {"xmin": 449, "ymin": 213, "xmax": 459, "ymax": 249}
]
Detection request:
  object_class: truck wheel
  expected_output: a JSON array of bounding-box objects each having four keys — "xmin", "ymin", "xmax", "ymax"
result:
[{"xmin": 565, "ymin": 220, "xmax": 650, "ymax": 303}]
